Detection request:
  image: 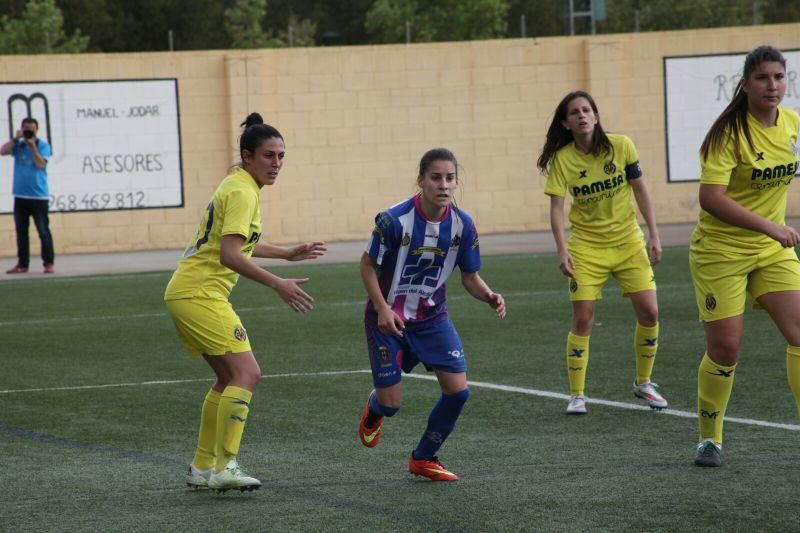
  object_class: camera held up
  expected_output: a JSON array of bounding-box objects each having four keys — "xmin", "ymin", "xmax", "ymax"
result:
[{"xmin": 22, "ymin": 130, "xmax": 35, "ymax": 140}]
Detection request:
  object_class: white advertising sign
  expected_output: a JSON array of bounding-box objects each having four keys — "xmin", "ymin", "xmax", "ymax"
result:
[
  {"xmin": 664, "ymin": 50, "xmax": 800, "ymax": 182},
  {"xmin": 0, "ymin": 79, "xmax": 182, "ymax": 212}
]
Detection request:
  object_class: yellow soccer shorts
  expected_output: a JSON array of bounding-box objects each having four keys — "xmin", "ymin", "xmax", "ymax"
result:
[
  {"xmin": 690, "ymin": 239, "xmax": 800, "ymax": 322},
  {"xmin": 567, "ymin": 240, "xmax": 655, "ymax": 301},
  {"xmin": 165, "ymin": 297, "xmax": 251, "ymax": 357}
]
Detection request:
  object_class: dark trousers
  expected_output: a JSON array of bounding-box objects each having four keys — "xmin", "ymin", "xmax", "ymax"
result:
[{"xmin": 13, "ymin": 197, "xmax": 55, "ymax": 268}]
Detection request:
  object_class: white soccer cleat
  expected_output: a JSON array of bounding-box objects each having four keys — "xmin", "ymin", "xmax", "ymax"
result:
[
  {"xmin": 566, "ymin": 395, "xmax": 587, "ymax": 414},
  {"xmin": 208, "ymin": 460, "xmax": 261, "ymax": 493},
  {"xmin": 185, "ymin": 464, "xmax": 213, "ymax": 489},
  {"xmin": 633, "ymin": 380, "xmax": 668, "ymax": 410}
]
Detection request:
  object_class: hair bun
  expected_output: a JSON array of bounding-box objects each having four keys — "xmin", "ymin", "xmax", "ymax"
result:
[{"xmin": 241, "ymin": 112, "xmax": 264, "ymax": 128}]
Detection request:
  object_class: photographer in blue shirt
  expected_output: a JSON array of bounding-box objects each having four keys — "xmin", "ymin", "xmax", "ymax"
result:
[{"xmin": 1, "ymin": 117, "xmax": 55, "ymax": 274}]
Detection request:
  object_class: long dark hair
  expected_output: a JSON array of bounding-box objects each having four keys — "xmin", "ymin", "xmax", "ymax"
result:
[
  {"xmin": 700, "ymin": 45, "xmax": 786, "ymax": 162},
  {"xmin": 238, "ymin": 112, "xmax": 283, "ymax": 166},
  {"xmin": 537, "ymin": 91, "xmax": 612, "ymax": 173}
]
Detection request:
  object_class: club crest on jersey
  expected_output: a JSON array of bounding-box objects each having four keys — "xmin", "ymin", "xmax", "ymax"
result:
[
  {"xmin": 233, "ymin": 326, "xmax": 247, "ymax": 342},
  {"xmin": 791, "ymin": 139, "xmax": 799, "ymax": 156},
  {"xmin": 603, "ymin": 162, "xmax": 616, "ymax": 175},
  {"xmin": 570, "ymin": 278, "xmax": 578, "ymax": 293},
  {"xmin": 401, "ymin": 232, "xmax": 411, "ymax": 246},
  {"xmin": 372, "ymin": 225, "xmax": 383, "ymax": 243},
  {"xmin": 378, "ymin": 346, "xmax": 391, "ymax": 366},
  {"xmin": 451, "ymin": 234, "xmax": 461, "ymax": 248},
  {"xmin": 705, "ymin": 293, "xmax": 717, "ymax": 311}
]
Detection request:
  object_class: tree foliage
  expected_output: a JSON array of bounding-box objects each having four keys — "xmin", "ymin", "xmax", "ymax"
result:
[
  {"xmin": 225, "ymin": 0, "xmax": 319, "ymax": 49},
  {"xmin": 279, "ymin": 15, "xmax": 317, "ymax": 47},
  {"xmin": 507, "ymin": 0, "xmax": 567, "ymax": 37},
  {"xmin": 225, "ymin": 0, "xmax": 276, "ymax": 48},
  {"xmin": 2, "ymin": 0, "xmax": 800, "ymax": 53},
  {"xmin": 598, "ymin": 0, "xmax": 798, "ymax": 34},
  {"xmin": 0, "ymin": 0, "xmax": 88, "ymax": 54},
  {"xmin": 366, "ymin": 0, "xmax": 509, "ymax": 43}
]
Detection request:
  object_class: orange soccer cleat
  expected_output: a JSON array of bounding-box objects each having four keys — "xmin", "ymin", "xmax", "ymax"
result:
[
  {"xmin": 358, "ymin": 399, "xmax": 383, "ymax": 448},
  {"xmin": 408, "ymin": 454, "xmax": 459, "ymax": 481}
]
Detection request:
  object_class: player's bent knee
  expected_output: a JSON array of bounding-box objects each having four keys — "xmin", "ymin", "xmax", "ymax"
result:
[
  {"xmin": 572, "ymin": 315, "xmax": 594, "ymax": 334},
  {"xmin": 707, "ymin": 343, "xmax": 740, "ymax": 365},
  {"xmin": 448, "ymin": 387, "xmax": 470, "ymax": 406},
  {"xmin": 638, "ymin": 307, "xmax": 658, "ymax": 325},
  {"xmin": 231, "ymin": 367, "xmax": 261, "ymax": 390}
]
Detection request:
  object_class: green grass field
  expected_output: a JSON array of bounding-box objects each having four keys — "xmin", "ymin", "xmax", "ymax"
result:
[{"xmin": 2, "ymin": 247, "xmax": 799, "ymax": 531}]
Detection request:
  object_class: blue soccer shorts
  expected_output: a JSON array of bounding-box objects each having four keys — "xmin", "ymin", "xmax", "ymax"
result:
[{"xmin": 365, "ymin": 318, "xmax": 467, "ymax": 388}]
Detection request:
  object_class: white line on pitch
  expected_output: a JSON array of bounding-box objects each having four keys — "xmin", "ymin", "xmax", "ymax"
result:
[
  {"xmin": 404, "ymin": 373, "xmax": 800, "ymax": 432},
  {"xmin": 0, "ymin": 283, "xmax": 694, "ymax": 328},
  {"xmin": 0, "ymin": 369, "xmax": 371, "ymax": 395},
  {"xmin": 0, "ymin": 290, "xmax": 538, "ymax": 327},
  {"xmin": 3, "ymin": 367, "xmax": 797, "ymax": 433}
]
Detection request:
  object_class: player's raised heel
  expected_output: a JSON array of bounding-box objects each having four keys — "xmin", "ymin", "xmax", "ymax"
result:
[
  {"xmin": 185, "ymin": 464, "xmax": 213, "ymax": 489},
  {"xmin": 633, "ymin": 380, "xmax": 668, "ymax": 410},
  {"xmin": 208, "ymin": 460, "xmax": 261, "ymax": 493},
  {"xmin": 408, "ymin": 453, "xmax": 459, "ymax": 481}
]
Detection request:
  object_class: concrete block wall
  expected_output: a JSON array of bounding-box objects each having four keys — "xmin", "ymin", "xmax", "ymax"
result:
[{"xmin": 0, "ymin": 23, "xmax": 798, "ymax": 255}]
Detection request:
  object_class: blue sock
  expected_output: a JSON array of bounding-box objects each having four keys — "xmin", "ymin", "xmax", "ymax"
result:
[
  {"xmin": 413, "ymin": 388, "xmax": 470, "ymax": 460},
  {"xmin": 369, "ymin": 390, "xmax": 399, "ymax": 417}
]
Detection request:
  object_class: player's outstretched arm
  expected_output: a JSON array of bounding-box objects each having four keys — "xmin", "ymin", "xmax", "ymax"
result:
[
  {"xmin": 461, "ymin": 271, "xmax": 506, "ymax": 318},
  {"xmin": 359, "ymin": 252, "xmax": 405, "ymax": 336},
  {"xmin": 252, "ymin": 241, "xmax": 327, "ymax": 261},
  {"xmin": 220, "ymin": 234, "xmax": 314, "ymax": 312}
]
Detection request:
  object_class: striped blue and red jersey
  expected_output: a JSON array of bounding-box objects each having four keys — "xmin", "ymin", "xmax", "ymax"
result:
[{"xmin": 364, "ymin": 195, "xmax": 481, "ymax": 330}]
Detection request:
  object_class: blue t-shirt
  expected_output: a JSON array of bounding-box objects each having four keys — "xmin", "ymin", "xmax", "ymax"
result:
[
  {"xmin": 12, "ymin": 139, "xmax": 51, "ymax": 199},
  {"xmin": 364, "ymin": 195, "xmax": 481, "ymax": 330}
]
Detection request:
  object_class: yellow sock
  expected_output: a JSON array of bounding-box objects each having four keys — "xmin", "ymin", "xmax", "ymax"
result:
[
  {"xmin": 215, "ymin": 386, "xmax": 253, "ymax": 473},
  {"xmin": 634, "ymin": 323, "xmax": 659, "ymax": 385},
  {"xmin": 192, "ymin": 389, "xmax": 222, "ymax": 471},
  {"xmin": 697, "ymin": 353, "xmax": 736, "ymax": 445},
  {"xmin": 787, "ymin": 345, "xmax": 800, "ymax": 416},
  {"xmin": 566, "ymin": 332, "xmax": 590, "ymax": 397}
]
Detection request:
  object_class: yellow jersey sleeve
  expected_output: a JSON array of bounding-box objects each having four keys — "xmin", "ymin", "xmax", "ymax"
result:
[
  {"xmin": 544, "ymin": 154, "xmax": 568, "ymax": 198},
  {"xmin": 165, "ymin": 168, "xmax": 262, "ymax": 300},
  {"xmin": 221, "ymin": 188, "xmax": 259, "ymax": 238},
  {"xmin": 699, "ymin": 132, "xmax": 738, "ymax": 186},
  {"xmin": 623, "ymin": 135, "xmax": 639, "ymax": 167},
  {"xmin": 695, "ymin": 106, "xmax": 800, "ymax": 251}
]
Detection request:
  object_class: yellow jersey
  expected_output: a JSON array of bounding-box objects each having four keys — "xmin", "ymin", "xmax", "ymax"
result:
[
  {"xmin": 694, "ymin": 106, "xmax": 800, "ymax": 252},
  {"xmin": 165, "ymin": 167, "xmax": 262, "ymax": 300},
  {"xmin": 545, "ymin": 133, "xmax": 644, "ymax": 247}
]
